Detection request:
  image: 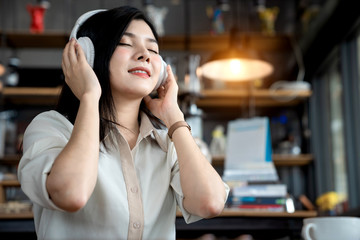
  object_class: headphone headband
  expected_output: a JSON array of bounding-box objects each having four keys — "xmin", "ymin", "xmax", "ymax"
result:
[
  {"xmin": 69, "ymin": 9, "xmax": 106, "ymax": 67},
  {"xmin": 69, "ymin": 9, "xmax": 106, "ymax": 40}
]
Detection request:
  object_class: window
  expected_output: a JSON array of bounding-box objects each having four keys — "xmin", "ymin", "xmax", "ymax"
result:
[{"xmin": 329, "ymin": 64, "xmax": 347, "ymax": 201}]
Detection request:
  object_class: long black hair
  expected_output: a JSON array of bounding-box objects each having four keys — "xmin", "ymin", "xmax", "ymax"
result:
[{"xmin": 56, "ymin": 6, "xmax": 163, "ymax": 150}]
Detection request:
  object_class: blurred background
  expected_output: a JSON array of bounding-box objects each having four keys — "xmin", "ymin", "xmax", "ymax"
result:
[{"xmin": 0, "ymin": 0, "xmax": 359, "ymax": 239}]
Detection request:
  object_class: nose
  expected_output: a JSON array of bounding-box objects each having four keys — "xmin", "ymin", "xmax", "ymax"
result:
[{"xmin": 136, "ymin": 49, "xmax": 151, "ymax": 63}]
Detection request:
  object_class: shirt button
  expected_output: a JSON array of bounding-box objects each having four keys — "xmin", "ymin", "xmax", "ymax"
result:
[
  {"xmin": 133, "ymin": 221, "xmax": 141, "ymax": 229},
  {"xmin": 131, "ymin": 187, "xmax": 138, "ymax": 193}
]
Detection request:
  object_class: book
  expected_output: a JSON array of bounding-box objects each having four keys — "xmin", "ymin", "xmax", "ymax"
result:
[
  {"xmin": 228, "ymin": 196, "xmax": 286, "ymax": 205},
  {"xmin": 237, "ymin": 204, "xmax": 285, "ymax": 212},
  {"xmin": 232, "ymin": 184, "xmax": 287, "ymax": 197},
  {"xmin": 223, "ymin": 117, "xmax": 279, "ymax": 182}
]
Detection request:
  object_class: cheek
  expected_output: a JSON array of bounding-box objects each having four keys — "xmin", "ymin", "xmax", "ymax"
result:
[
  {"xmin": 111, "ymin": 48, "xmax": 130, "ymax": 64},
  {"xmin": 110, "ymin": 49, "xmax": 130, "ymax": 74},
  {"xmin": 153, "ymin": 55, "xmax": 162, "ymax": 75}
]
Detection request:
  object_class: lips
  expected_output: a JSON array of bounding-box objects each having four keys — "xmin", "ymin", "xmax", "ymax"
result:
[{"xmin": 128, "ymin": 67, "xmax": 151, "ymax": 78}]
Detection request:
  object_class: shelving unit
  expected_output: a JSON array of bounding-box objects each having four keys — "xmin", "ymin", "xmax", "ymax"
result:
[{"xmin": 0, "ymin": 31, "xmax": 315, "ymax": 234}]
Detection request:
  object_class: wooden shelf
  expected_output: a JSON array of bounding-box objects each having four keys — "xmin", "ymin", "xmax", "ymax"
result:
[
  {"xmin": 0, "ymin": 180, "xmax": 20, "ymax": 187},
  {"xmin": 0, "ymin": 209, "xmax": 316, "ymax": 220},
  {"xmin": 196, "ymin": 89, "xmax": 312, "ymax": 108},
  {"xmin": 0, "ymin": 31, "xmax": 293, "ymax": 51},
  {"xmin": 2, "ymin": 209, "xmax": 316, "ymax": 220},
  {"xmin": 219, "ymin": 209, "xmax": 317, "ymax": 218},
  {"xmin": 2, "ymin": 86, "xmax": 61, "ymax": 97},
  {"xmin": 0, "ymin": 154, "xmax": 21, "ymax": 165},
  {"xmin": 2, "ymin": 154, "xmax": 313, "ymax": 168},
  {"xmin": 1, "ymin": 153, "xmax": 314, "ymax": 168},
  {"xmin": 212, "ymin": 154, "xmax": 314, "ymax": 167},
  {"xmin": 272, "ymin": 154, "xmax": 314, "ymax": 166},
  {"xmin": 0, "ymin": 31, "xmax": 69, "ymax": 48},
  {"xmin": 1, "ymin": 87, "xmax": 310, "ymax": 107},
  {"xmin": 177, "ymin": 209, "xmax": 317, "ymax": 218},
  {"xmin": 0, "ymin": 210, "xmax": 33, "ymax": 219},
  {"xmin": 1, "ymin": 86, "xmax": 61, "ymax": 105}
]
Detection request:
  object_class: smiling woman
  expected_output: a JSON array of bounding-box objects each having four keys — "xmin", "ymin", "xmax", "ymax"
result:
[{"xmin": 17, "ymin": 5, "xmax": 229, "ymax": 240}]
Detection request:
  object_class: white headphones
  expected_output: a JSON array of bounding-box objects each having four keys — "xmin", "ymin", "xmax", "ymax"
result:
[{"xmin": 69, "ymin": 9, "xmax": 168, "ymax": 90}]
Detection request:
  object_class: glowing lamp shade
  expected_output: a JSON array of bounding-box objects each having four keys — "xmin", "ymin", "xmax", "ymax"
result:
[{"xmin": 201, "ymin": 48, "xmax": 274, "ymax": 82}]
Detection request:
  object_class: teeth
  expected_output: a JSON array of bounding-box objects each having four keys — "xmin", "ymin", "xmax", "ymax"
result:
[{"xmin": 130, "ymin": 70, "xmax": 148, "ymax": 74}]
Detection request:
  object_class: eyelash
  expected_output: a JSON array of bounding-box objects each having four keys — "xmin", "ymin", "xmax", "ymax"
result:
[{"xmin": 118, "ymin": 43, "xmax": 158, "ymax": 54}]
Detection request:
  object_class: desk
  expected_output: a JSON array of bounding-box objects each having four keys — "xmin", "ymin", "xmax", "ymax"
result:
[
  {"xmin": 0, "ymin": 209, "xmax": 316, "ymax": 240},
  {"xmin": 0, "ymin": 212, "xmax": 36, "ymax": 240},
  {"xmin": 176, "ymin": 209, "xmax": 317, "ymax": 240}
]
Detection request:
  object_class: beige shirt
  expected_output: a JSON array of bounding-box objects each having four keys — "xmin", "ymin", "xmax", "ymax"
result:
[{"xmin": 18, "ymin": 110, "xmax": 209, "ymax": 240}]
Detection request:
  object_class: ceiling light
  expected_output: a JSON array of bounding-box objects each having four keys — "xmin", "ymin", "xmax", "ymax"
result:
[
  {"xmin": 200, "ymin": 6, "xmax": 274, "ymax": 83},
  {"xmin": 201, "ymin": 52, "xmax": 274, "ymax": 82}
]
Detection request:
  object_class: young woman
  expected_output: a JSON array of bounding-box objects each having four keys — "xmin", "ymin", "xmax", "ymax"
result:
[{"xmin": 18, "ymin": 6, "xmax": 228, "ymax": 239}]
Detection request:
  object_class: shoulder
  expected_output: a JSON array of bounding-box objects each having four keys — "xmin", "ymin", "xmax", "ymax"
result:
[
  {"xmin": 26, "ymin": 110, "xmax": 72, "ymax": 133},
  {"xmin": 23, "ymin": 110, "xmax": 73, "ymax": 149}
]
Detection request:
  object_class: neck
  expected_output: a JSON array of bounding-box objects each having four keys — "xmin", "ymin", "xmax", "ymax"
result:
[{"xmin": 113, "ymin": 97, "xmax": 142, "ymax": 136}]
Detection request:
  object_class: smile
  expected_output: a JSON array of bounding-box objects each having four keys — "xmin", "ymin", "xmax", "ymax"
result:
[
  {"xmin": 128, "ymin": 67, "xmax": 151, "ymax": 78},
  {"xmin": 129, "ymin": 70, "xmax": 148, "ymax": 75}
]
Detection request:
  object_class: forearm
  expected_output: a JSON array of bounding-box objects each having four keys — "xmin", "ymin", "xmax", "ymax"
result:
[
  {"xmin": 171, "ymin": 126, "xmax": 227, "ymax": 218},
  {"xmin": 46, "ymin": 93, "xmax": 100, "ymax": 212}
]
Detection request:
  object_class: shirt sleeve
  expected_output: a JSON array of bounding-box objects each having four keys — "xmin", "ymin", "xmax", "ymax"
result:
[
  {"xmin": 168, "ymin": 139, "xmax": 231, "ymax": 224},
  {"xmin": 18, "ymin": 111, "xmax": 73, "ymax": 211},
  {"xmin": 169, "ymin": 144, "xmax": 203, "ymax": 224}
]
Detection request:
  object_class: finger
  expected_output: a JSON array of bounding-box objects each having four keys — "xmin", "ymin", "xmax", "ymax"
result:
[
  {"xmin": 167, "ymin": 65, "xmax": 176, "ymax": 83},
  {"xmin": 62, "ymin": 40, "xmax": 71, "ymax": 68},
  {"xmin": 157, "ymin": 86, "xmax": 166, "ymax": 98},
  {"xmin": 68, "ymin": 39, "xmax": 78, "ymax": 64},
  {"xmin": 75, "ymin": 42, "xmax": 86, "ymax": 62},
  {"xmin": 62, "ymin": 41, "xmax": 73, "ymax": 76},
  {"xmin": 165, "ymin": 65, "xmax": 179, "ymax": 98}
]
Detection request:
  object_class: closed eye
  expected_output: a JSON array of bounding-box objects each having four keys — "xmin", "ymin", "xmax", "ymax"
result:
[
  {"xmin": 118, "ymin": 43, "xmax": 131, "ymax": 47},
  {"xmin": 149, "ymin": 49, "xmax": 158, "ymax": 54},
  {"xmin": 118, "ymin": 42, "xmax": 158, "ymax": 54}
]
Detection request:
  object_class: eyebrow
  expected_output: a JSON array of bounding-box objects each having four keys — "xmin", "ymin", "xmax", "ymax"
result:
[{"xmin": 123, "ymin": 32, "xmax": 158, "ymax": 44}]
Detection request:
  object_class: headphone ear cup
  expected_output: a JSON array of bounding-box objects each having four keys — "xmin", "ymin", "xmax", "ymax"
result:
[
  {"xmin": 153, "ymin": 58, "xmax": 168, "ymax": 90},
  {"xmin": 77, "ymin": 37, "xmax": 95, "ymax": 67}
]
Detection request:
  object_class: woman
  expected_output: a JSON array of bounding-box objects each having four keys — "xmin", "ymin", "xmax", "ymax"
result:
[{"xmin": 18, "ymin": 6, "xmax": 228, "ymax": 239}]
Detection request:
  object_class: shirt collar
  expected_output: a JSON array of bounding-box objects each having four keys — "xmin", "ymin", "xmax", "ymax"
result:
[{"xmin": 139, "ymin": 112, "xmax": 168, "ymax": 152}]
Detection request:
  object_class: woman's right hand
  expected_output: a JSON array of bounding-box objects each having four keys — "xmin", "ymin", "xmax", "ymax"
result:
[{"xmin": 61, "ymin": 38, "xmax": 102, "ymax": 101}]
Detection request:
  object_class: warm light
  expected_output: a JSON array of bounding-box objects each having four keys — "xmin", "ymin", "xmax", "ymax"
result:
[
  {"xmin": 230, "ymin": 59, "xmax": 241, "ymax": 75},
  {"xmin": 200, "ymin": 57, "xmax": 274, "ymax": 82}
]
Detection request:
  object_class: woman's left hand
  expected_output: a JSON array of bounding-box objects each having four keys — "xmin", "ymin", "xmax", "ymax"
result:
[{"xmin": 143, "ymin": 65, "xmax": 184, "ymax": 128}]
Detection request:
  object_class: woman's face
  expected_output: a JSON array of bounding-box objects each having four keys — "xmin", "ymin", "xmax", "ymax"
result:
[{"xmin": 109, "ymin": 19, "xmax": 162, "ymax": 98}]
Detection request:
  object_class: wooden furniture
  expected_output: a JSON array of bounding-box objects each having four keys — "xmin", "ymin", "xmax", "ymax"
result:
[
  {"xmin": 0, "ymin": 209, "xmax": 317, "ymax": 239},
  {"xmin": 176, "ymin": 209, "xmax": 317, "ymax": 239}
]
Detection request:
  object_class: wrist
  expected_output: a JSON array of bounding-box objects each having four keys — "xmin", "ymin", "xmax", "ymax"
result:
[
  {"xmin": 164, "ymin": 111, "xmax": 185, "ymax": 128},
  {"xmin": 168, "ymin": 121, "xmax": 191, "ymax": 140},
  {"xmin": 80, "ymin": 91, "xmax": 100, "ymax": 104}
]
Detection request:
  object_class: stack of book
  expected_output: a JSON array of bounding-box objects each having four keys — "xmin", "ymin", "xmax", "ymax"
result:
[{"xmin": 226, "ymin": 183, "xmax": 287, "ymax": 212}]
